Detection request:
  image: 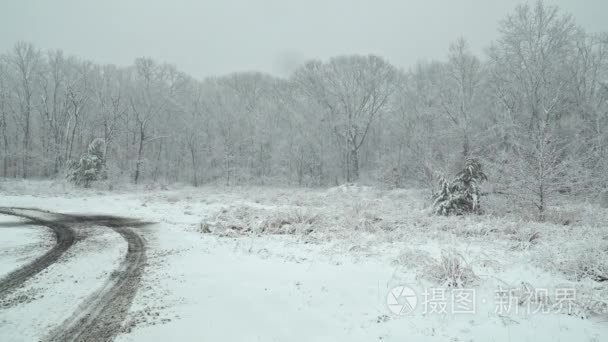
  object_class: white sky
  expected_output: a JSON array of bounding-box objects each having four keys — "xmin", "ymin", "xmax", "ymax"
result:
[{"xmin": 1, "ymin": 0, "xmax": 606, "ymax": 78}]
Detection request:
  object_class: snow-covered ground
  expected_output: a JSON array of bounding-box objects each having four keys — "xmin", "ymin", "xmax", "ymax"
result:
[
  {"xmin": 0, "ymin": 180, "xmax": 607, "ymax": 341},
  {"xmin": 0, "ymin": 224, "xmax": 124, "ymax": 341},
  {"xmin": 0, "ymin": 215, "xmax": 52, "ymax": 278}
]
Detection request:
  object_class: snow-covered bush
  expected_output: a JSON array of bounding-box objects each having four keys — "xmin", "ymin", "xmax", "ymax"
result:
[
  {"xmin": 550, "ymin": 245, "xmax": 608, "ymax": 282},
  {"xmin": 205, "ymin": 205, "xmax": 320, "ymax": 236},
  {"xmin": 422, "ymin": 249, "xmax": 479, "ymax": 288},
  {"xmin": 432, "ymin": 158, "xmax": 488, "ymax": 215},
  {"xmin": 392, "ymin": 248, "xmax": 434, "ymax": 269},
  {"xmin": 507, "ymin": 229, "xmax": 541, "ymax": 251},
  {"xmin": 66, "ymin": 139, "xmax": 107, "ymax": 188},
  {"xmin": 260, "ymin": 208, "xmax": 318, "ymax": 235}
]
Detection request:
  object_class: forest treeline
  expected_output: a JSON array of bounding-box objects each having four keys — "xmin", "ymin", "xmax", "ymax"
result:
[{"xmin": 0, "ymin": 2, "xmax": 606, "ymax": 212}]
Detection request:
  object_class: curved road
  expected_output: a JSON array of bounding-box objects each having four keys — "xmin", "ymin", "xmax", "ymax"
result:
[
  {"xmin": 0, "ymin": 208, "xmax": 75, "ymax": 295},
  {"xmin": 0, "ymin": 208, "xmax": 149, "ymax": 342}
]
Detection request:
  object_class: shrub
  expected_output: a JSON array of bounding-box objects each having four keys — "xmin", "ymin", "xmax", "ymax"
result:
[
  {"xmin": 67, "ymin": 139, "xmax": 107, "ymax": 188},
  {"xmin": 554, "ymin": 246, "xmax": 608, "ymax": 282},
  {"xmin": 432, "ymin": 158, "xmax": 488, "ymax": 215},
  {"xmin": 422, "ymin": 249, "xmax": 479, "ymax": 288},
  {"xmin": 260, "ymin": 208, "xmax": 318, "ymax": 235},
  {"xmin": 507, "ymin": 229, "xmax": 541, "ymax": 251}
]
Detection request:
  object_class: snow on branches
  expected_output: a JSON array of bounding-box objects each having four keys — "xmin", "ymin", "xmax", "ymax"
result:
[
  {"xmin": 66, "ymin": 138, "xmax": 107, "ymax": 188},
  {"xmin": 432, "ymin": 158, "xmax": 488, "ymax": 216}
]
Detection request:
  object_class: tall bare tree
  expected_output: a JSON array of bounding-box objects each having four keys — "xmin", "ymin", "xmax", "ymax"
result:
[
  {"xmin": 487, "ymin": 1, "xmax": 584, "ymax": 218},
  {"xmin": 294, "ymin": 55, "xmax": 397, "ymax": 182},
  {"xmin": 437, "ymin": 38, "xmax": 484, "ymax": 158},
  {"xmin": 4, "ymin": 42, "xmax": 41, "ymax": 178}
]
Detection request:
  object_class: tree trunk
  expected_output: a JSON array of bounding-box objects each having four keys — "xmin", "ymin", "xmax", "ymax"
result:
[
  {"xmin": 1, "ymin": 117, "xmax": 7, "ymax": 177},
  {"xmin": 190, "ymin": 144, "xmax": 198, "ymax": 187},
  {"xmin": 347, "ymin": 144, "xmax": 359, "ymax": 182},
  {"xmin": 351, "ymin": 149, "xmax": 359, "ymax": 181},
  {"xmin": 134, "ymin": 124, "xmax": 145, "ymax": 184},
  {"xmin": 2, "ymin": 143, "xmax": 7, "ymax": 177},
  {"xmin": 345, "ymin": 151, "xmax": 350, "ymax": 183},
  {"xmin": 22, "ymin": 108, "xmax": 30, "ymax": 178},
  {"xmin": 67, "ymin": 116, "xmax": 78, "ymax": 162},
  {"xmin": 538, "ymin": 183, "xmax": 545, "ymax": 221},
  {"xmin": 462, "ymin": 132, "xmax": 470, "ymax": 158}
]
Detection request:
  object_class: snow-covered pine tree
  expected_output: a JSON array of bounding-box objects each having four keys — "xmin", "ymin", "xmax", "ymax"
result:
[
  {"xmin": 432, "ymin": 158, "xmax": 487, "ymax": 215},
  {"xmin": 67, "ymin": 138, "xmax": 107, "ymax": 188}
]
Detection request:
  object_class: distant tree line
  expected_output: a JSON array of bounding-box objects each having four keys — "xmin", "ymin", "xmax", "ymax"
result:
[{"xmin": 0, "ymin": 2, "xmax": 606, "ymax": 212}]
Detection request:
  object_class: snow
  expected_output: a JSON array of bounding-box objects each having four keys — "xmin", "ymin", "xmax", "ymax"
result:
[
  {"xmin": 0, "ymin": 215, "xmax": 52, "ymax": 278},
  {"xmin": 0, "ymin": 225, "xmax": 125, "ymax": 341},
  {"xmin": 118, "ymin": 236, "xmax": 389, "ymax": 341},
  {"xmin": 0, "ymin": 180, "xmax": 607, "ymax": 341}
]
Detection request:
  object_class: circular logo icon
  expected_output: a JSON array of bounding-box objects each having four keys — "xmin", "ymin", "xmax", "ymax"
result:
[{"xmin": 387, "ymin": 285, "xmax": 417, "ymax": 315}]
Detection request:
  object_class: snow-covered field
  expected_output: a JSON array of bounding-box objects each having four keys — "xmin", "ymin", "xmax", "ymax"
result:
[
  {"xmin": 0, "ymin": 215, "xmax": 53, "ymax": 277},
  {"xmin": 0, "ymin": 180, "xmax": 607, "ymax": 341}
]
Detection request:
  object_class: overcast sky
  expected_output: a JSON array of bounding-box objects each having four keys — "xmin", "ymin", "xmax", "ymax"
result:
[{"xmin": 1, "ymin": 0, "xmax": 606, "ymax": 78}]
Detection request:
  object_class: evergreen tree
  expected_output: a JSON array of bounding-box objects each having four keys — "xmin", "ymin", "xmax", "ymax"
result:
[
  {"xmin": 432, "ymin": 158, "xmax": 488, "ymax": 215},
  {"xmin": 67, "ymin": 139, "xmax": 107, "ymax": 187}
]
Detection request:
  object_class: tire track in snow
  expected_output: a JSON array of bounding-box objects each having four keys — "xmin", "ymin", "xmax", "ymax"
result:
[
  {"xmin": 0, "ymin": 208, "xmax": 75, "ymax": 295},
  {"xmin": 46, "ymin": 215, "xmax": 148, "ymax": 342},
  {"xmin": 0, "ymin": 207, "xmax": 150, "ymax": 341}
]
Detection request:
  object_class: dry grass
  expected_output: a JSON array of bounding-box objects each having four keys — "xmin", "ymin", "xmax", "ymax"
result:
[
  {"xmin": 391, "ymin": 248, "xmax": 434, "ymax": 269},
  {"xmin": 551, "ymin": 245, "xmax": 608, "ymax": 282},
  {"xmin": 505, "ymin": 226, "xmax": 541, "ymax": 250},
  {"xmin": 421, "ymin": 249, "xmax": 479, "ymax": 288},
  {"xmin": 204, "ymin": 205, "xmax": 321, "ymax": 236},
  {"xmin": 260, "ymin": 208, "xmax": 319, "ymax": 235}
]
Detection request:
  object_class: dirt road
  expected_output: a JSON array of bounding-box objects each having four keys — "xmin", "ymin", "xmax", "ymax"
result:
[{"xmin": 0, "ymin": 208, "xmax": 149, "ymax": 342}]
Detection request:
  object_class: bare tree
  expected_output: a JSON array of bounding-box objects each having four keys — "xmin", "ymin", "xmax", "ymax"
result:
[
  {"xmin": 437, "ymin": 38, "xmax": 484, "ymax": 158},
  {"xmin": 488, "ymin": 1, "xmax": 579, "ymax": 130},
  {"xmin": 129, "ymin": 58, "xmax": 161, "ymax": 184},
  {"xmin": 92, "ymin": 65, "xmax": 128, "ymax": 163},
  {"xmin": 4, "ymin": 42, "xmax": 41, "ymax": 178},
  {"xmin": 182, "ymin": 80, "xmax": 207, "ymax": 187},
  {"xmin": 128, "ymin": 59, "xmax": 186, "ymax": 184},
  {"xmin": 294, "ymin": 55, "xmax": 397, "ymax": 182},
  {"xmin": 0, "ymin": 62, "xmax": 10, "ymax": 177},
  {"xmin": 487, "ymin": 1, "xmax": 585, "ymax": 218},
  {"xmin": 38, "ymin": 50, "xmax": 68, "ymax": 175},
  {"xmin": 391, "ymin": 63, "xmax": 443, "ymax": 188}
]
